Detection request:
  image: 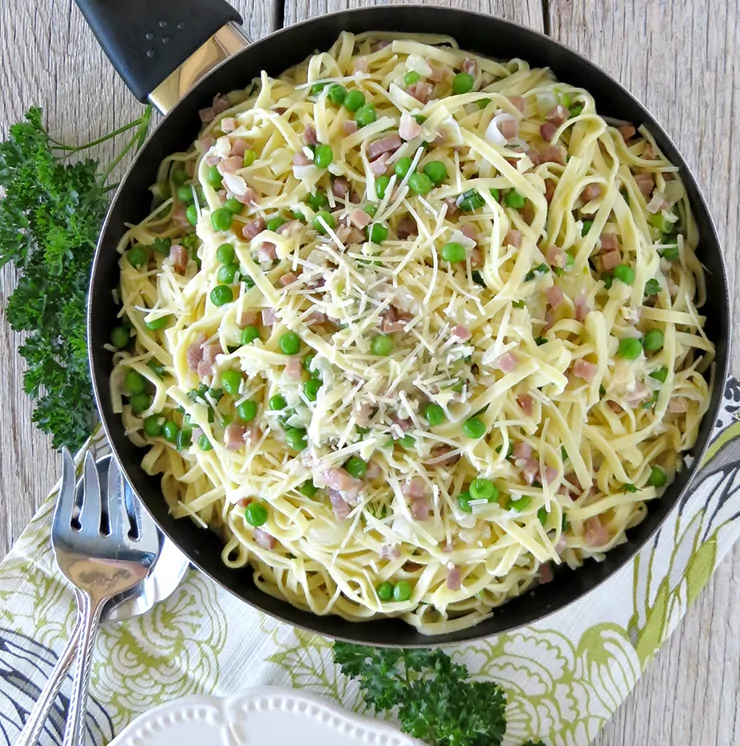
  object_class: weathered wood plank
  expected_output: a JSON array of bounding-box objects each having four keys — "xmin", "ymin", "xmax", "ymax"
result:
[
  {"xmin": 0, "ymin": 0, "xmax": 276, "ymax": 556},
  {"xmin": 548, "ymin": 3, "xmax": 740, "ymax": 745},
  {"xmin": 285, "ymin": 0, "xmax": 544, "ymax": 33}
]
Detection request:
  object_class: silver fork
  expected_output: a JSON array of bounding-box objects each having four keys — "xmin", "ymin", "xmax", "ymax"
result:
[{"xmin": 53, "ymin": 450, "xmax": 159, "ymax": 746}]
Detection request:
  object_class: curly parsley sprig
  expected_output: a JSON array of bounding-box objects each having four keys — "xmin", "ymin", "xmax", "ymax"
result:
[{"xmin": 0, "ymin": 106, "xmax": 151, "ymax": 450}]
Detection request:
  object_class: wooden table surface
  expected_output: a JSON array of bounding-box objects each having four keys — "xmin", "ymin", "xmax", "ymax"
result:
[{"xmin": 1, "ymin": 0, "xmax": 738, "ymax": 743}]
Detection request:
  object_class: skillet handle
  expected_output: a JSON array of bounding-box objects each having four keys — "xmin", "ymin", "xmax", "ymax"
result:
[{"xmin": 73, "ymin": 0, "xmax": 243, "ymax": 103}]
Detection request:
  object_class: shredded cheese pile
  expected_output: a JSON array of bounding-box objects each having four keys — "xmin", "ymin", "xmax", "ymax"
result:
[{"xmin": 110, "ymin": 31, "xmax": 714, "ymax": 635}]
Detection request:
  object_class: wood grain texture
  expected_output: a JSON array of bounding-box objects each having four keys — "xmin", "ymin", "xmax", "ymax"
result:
[
  {"xmin": 548, "ymin": 2, "xmax": 740, "ymax": 745},
  {"xmin": 284, "ymin": 0, "xmax": 544, "ymax": 32},
  {"xmin": 0, "ymin": 0, "xmax": 738, "ymax": 744}
]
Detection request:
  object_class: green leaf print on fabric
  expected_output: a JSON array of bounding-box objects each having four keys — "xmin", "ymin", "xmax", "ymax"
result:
[
  {"xmin": 465, "ymin": 624, "xmax": 640, "ymax": 745},
  {"xmin": 91, "ymin": 569, "xmax": 228, "ymax": 730},
  {"xmin": 265, "ymin": 628, "xmax": 361, "ymax": 708}
]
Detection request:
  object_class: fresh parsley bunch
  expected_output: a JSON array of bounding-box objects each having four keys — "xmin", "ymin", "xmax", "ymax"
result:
[
  {"xmin": 334, "ymin": 643, "xmax": 507, "ymax": 746},
  {"xmin": 0, "ymin": 106, "xmax": 150, "ymax": 450}
]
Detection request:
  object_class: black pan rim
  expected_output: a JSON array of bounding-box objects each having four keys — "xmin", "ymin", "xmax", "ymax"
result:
[{"xmin": 87, "ymin": 5, "xmax": 730, "ymax": 646}]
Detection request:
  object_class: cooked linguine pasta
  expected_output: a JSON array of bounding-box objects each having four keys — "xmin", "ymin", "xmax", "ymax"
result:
[{"xmin": 109, "ymin": 32, "xmax": 713, "ymax": 634}]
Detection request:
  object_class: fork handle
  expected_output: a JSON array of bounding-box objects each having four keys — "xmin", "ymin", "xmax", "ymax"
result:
[
  {"xmin": 16, "ymin": 625, "xmax": 81, "ymax": 746},
  {"xmin": 62, "ymin": 594, "xmax": 106, "ymax": 746}
]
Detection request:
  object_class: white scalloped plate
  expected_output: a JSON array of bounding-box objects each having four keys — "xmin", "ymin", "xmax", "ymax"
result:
[{"xmin": 108, "ymin": 686, "xmax": 422, "ymax": 746}]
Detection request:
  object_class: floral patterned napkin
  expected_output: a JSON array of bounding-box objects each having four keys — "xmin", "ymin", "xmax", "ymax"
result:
[{"xmin": 2, "ymin": 378, "xmax": 740, "ymax": 746}]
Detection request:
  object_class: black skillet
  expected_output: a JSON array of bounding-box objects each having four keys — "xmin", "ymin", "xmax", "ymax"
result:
[{"xmin": 81, "ymin": 0, "xmax": 729, "ymax": 645}]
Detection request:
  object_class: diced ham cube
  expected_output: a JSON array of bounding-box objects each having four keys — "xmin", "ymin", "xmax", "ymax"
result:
[
  {"xmin": 280, "ymin": 272, "xmax": 298, "ymax": 287},
  {"xmin": 199, "ymin": 107, "xmax": 215, "ymax": 124},
  {"xmin": 517, "ymin": 394, "xmax": 534, "ymax": 417},
  {"xmin": 323, "ymin": 467, "xmax": 362, "ymax": 496},
  {"xmin": 546, "ymin": 285, "xmax": 564, "ymax": 309},
  {"xmin": 262, "ymin": 308, "xmax": 277, "ymax": 326},
  {"xmin": 237, "ymin": 311, "xmax": 258, "ymax": 328},
  {"xmin": 469, "ymin": 248, "xmax": 483, "ymax": 268},
  {"xmin": 212, "ymin": 94, "xmax": 230, "ymax": 114},
  {"xmin": 581, "ymin": 183, "xmax": 603, "ymax": 201},
  {"xmin": 365, "ymin": 460, "xmax": 382, "ymax": 479},
  {"xmin": 411, "ymin": 497, "xmax": 430, "ymax": 521},
  {"xmin": 205, "ymin": 153, "xmax": 220, "ymax": 166},
  {"xmin": 254, "ymin": 528, "xmax": 276, "ymax": 550},
  {"xmin": 520, "ymin": 458, "xmax": 540, "ymax": 484},
  {"xmin": 446, "ymin": 566, "xmax": 462, "ymax": 590},
  {"xmin": 169, "ymin": 244, "xmax": 188, "ymax": 274},
  {"xmin": 509, "ymin": 96, "xmax": 526, "ymax": 114},
  {"xmin": 350, "ymin": 208, "xmax": 372, "ymax": 230},
  {"xmin": 354, "ymin": 57, "xmax": 368, "ymax": 73},
  {"xmin": 600, "ymin": 234, "xmax": 620, "ymax": 252},
  {"xmin": 574, "ymin": 292, "xmax": 590, "ymax": 322},
  {"xmin": 284, "ymin": 357, "xmax": 303, "ymax": 380},
  {"xmin": 460, "ymin": 225, "xmax": 478, "ymax": 244},
  {"xmin": 236, "ymin": 188, "xmax": 259, "ymax": 206},
  {"xmin": 601, "ymin": 250, "xmax": 622, "ymax": 270},
  {"xmin": 402, "ymin": 477, "xmax": 426, "ymax": 499},
  {"xmin": 500, "ymin": 117, "xmax": 519, "ymax": 140},
  {"xmin": 343, "ymin": 120, "xmax": 359, "ymax": 135},
  {"xmin": 370, "ymin": 152, "xmax": 391, "ymax": 176},
  {"xmin": 443, "ymin": 197, "xmax": 460, "ymax": 218},
  {"xmin": 513, "ymin": 442, "xmax": 533, "ymax": 459},
  {"xmin": 573, "ymin": 359, "xmax": 597, "ymax": 382},
  {"xmin": 633, "ymin": 173, "xmax": 654, "ymax": 198},
  {"xmin": 224, "ymin": 423, "xmax": 247, "ymax": 450},
  {"xmin": 257, "ymin": 242, "xmax": 277, "ymax": 263},
  {"xmin": 541, "ymin": 145, "xmax": 566, "ymax": 165},
  {"xmin": 546, "ymin": 104, "xmax": 568, "ymax": 126},
  {"xmin": 494, "ymin": 351, "xmax": 519, "ymax": 373},
  {"xmin": 585, "ymin": 516, "xmax": 610, "ymax": 547},
  {"xmin": 187, "ymin": 340, "xmax": 205, "ymax": 371},
  {"xmin": 303, "ymin": 125, "xmax": 318, "ymax": 146},
  {"xmin": 504, "ymin": 229, "xmax": 522, "ymax": 248},
  {"xmin": 543, "ymin": 465, "xmax": 557, "ymax": 484},
  {"xmin": 545, "ymin": 178, "xmax": 556, "ymax": 203},
  {"xmin": 367, "ymin": 135, "xmax": 403, "ymax": 161},
  {"xmin": 451, "ymin": 324, "xmax": 471, "ymax": 341},
  {"xmin": 647, "ymin": 192, "xmax": 669, "ymax": 213},
  {"xmin": 230, "ymin": 139, "xmax": 249, "ymax": 158},
  {"xmin": 277, "ymin": 220, "xmax": 303, "ymax": 237},
  {"xmin": 546, "ymin": 244, "xmax": 565, "ymax": 268},
  {"xmin": 668, "ymin": 398, "xmax": 688, "ymax": 413},
  {"xmin": 221, "ymin": 117, "xmax": 237, "ymax": 133},
  {"xmin": 427, "ymin": 445, "xmax": 461, "ymax": 466},
  {"xmin": 399, "ymin": 112, "xmax": 423, "ymax": 141},
  {"xmin": 539, "ymin": 563, "xmax": 554, "ymax": 584},
  {"xmin": 642, "ymin": 144, "xmax": 656, "ymax": 160},
  {"xmin": 332, "ymin": 176, "xmax": 350, "ymax": 199},
  {"xmin": 293, "ymin": 150, "xmax": 313, "ymax": 167},
  {"xmin": 619, "ymin": 123, "xmax": 637, "ymax": 140},
  {"xmin": 540, "ymin": 121, "xmax": 558, "ymax": 142},
  {"xmin": 328, "ymin": 488, "xmax": 351, "ymax": 520},
  {"xmin": 172, "ymin": 204, "xmax": 189, "ymax": 228},
  {"xmin": 217, "ymin": 155, "xmax": 243, "ymax": 175},
  {"xmin": 378, "ymin": 543, "xmax": 401, "ymax": 559},
  {"xmin": 408, "ymin": 81, "xmax": 433, "ymax": 104},
  {"xmin": 242, "ymin": 217, "xmax": 265, "ymax": 240}
]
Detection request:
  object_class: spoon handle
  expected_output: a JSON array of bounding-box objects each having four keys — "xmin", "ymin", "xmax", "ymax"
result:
[{"xmin": 16, "ymin": 625, "xmax": 81, "ymax": 746}]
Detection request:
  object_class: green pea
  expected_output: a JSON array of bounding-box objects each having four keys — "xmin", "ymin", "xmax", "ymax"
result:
[
  {"xmin": 221, "ymin": 369, "xmax": 243, "ymax": 395},
  {"xmin": 198, "ymin": 434, "xmax": 213, "ymax": 451},
  {"xmin": 644, "ymin": 278, "xmax": 661, "ymax": 297},
  {"xmin": 312, "ymin": 211, "xmax": 335, "ymax": 234},
  {"xmin": 376, "ymin": 175, "xmax": 391, "ymax": 199},
  {"xmin": 224, "ymin": 197, "xmax": 242, "ymax": 214},
  {"xmin": 218, "ymin": 264, "xmax": 238, "ymax": 284},
  {"xmin": 216, "ymin": 242, "xmax": 236, "ymax": 265},
  {"xmin": 408, "ymin": 172, "xmax": 433, "ymax": 195},
  {"xmin": 111, "ymin": 326, "xmax": 130, "ymax": 349},
  {"xmin": 186, "ymin": 204, "xmax": 199, "ymax": 226},
  {"xmin": 266, "ymin": 216, "xmax": 286, "ymax": 232},
  {"xmin": 344, "ymin": 90, "xmax": 366, "ymax": 113},
  {"xmin": 369, "ymin": 223, "xmax": 389, "ymax": 244},
  {"xmin": 650, "ymin": 366, "xmax": 669, "ymax": 383},
  {"xmin": 241, "ymin": 325, "xmax": 260, "ymax": 345},
  {"xmin": 130, "ymin": 393, "xmax": 151, "ymax": 414},
  {"xmin": 477, "ymin": 98, "xmax": 491, "ymax": 110},
  {"xmin": 363, "ymin": 203, "xmax": 378, "ymax": 217},
  {"xmin": 660, "ymin": 246, "xmax": 679, "ymax": 261},
  {"xmin": 538, "ymin": 507, "xmax": 549, "ymax": 525},
  {"xmin": 245, "ymin": 501, "xmax": 268, "ymax": 527},
  {"xmin": 504, "ymin": 190, "xmax": 526, "ymax": 209},
  {"xmin": 613, "ymin": 265, "xmax": 636, "ymax": 285},
  {"xmin": 327, "ymin": 83, "xmax": 347, "ymax": 105},
  {"xmin": 144, "ymin": 315, "xmax": 169, "ymax": 331},
  {"xmin": 125, "ymin": 369, "xmax": 148, "ymax": 395},
  {"xmin": 236, "ymin": 399, "xmax": 258, "ymax": 422},
  {"xmin": 458, "ymin": 490, "xmax": 473, "ymax": 513},
  {"xmin": 490, "ymin": 187, "xmax": 500, "ymax": 201},
  {"xmin": 162, "ymin": 421, "xmax": 179, "ymax": 443},
  {"xmin": 398, "ymin": 434, "xmax": 415, "ymax": 448},
  {"xmin": 508, "ymin": 495, "xmax": 532, "ymax": 511},
  {"xmin": 422, "ymin": 402, "xmax": 445, "ymax": 426},
  {"xmin": 393, "ymin": 580, "xmax": 412, "ymax": 602},
  {"xmin": 277, "ymin": 332, "xmax": 299, "ymax": 355},
  {"xmin": 463, "ymin": 416, "xmax": 486, "ymax": 438},
  {"xmin": 394, "ymin": 157, "xmax": 414, "ymax": 180},
  {"xmin": 355, "ymin": 104, "xmax": 377, "ymax": 127},
  {"xmin": 303, "ymin": 378, "xmax": 322, "ymax": 402},
  {"xmin": 269, "ymin": 394, "xmax": 287, "ymax": 410},
  {"xmin": 306, "ymin": 191, "xmax": 328, "ymax": 210},
  {"xmin": 299, "ymin": 480, "xmax": 319, "ymax": 498},
  {"xmin": 285, "ymin": 427, "xmax": 307, "ymax": 451},
  {"xmin": 314, "ymin": 144, "xmax": 334, "ymax": 169},
  {"xmin": 175, "ymin": 427, "xmax": 192, "ymax": 450},
  {"xmin": 207, "ymin": 165, "xmax": 223, "ymax": 188},
  {"xmin": 210, "ymin": 284, "xmax": 234, "ymax": 306},
  {"xmin": 344, "ymin": 456, "xmax": 367, "ymax": 479},
  {"xmin": 171, "ymin": 169, "xmax": 188, "ymax": 186},
  {"xmin": 310, "ymin": 82, "xmax": 327, "ymax": 96},
  {"xmin": 127, "ymin": 246, "xmax": 148, "ymax": 269},
  {"xmin": 377, "ymin": 581, "xmax": 394, "ymax": 602},
  {"xmin": 469, "ymin": 478, "xmax": 498, "ymax": 502},
  {"xmin": 143, "ymin": 415, "xmax": 163, "ymax": 437},
  {"xmin": 647, "ymin": 465, "xmax": 667, "ymax": 487},
  {"xmin": 581, "ymin": 220, "xmax": 594, "ymax": 236},
  {"xmin": 440, "ymin": 242, "xmax": 466, "ymax": 263},
  {"xmin": 453, "ymin": 72, "xmax": 475, "ymax": 95},
  {"xmin": 177, "ymin": 184, "xmax": 195, "ymax": 203},
  {"xmin": 617, "ymin": 336, "xmax": 643, "ymax": 360},
  {"xmin": 643, "ymin": 329, "xmax": 664, "ymax": 351},
  {"xmin": 211, "ymin": 207, "xmax": 233, "ymax": 232},
  {"xmin": 243, "ymin": 149, "xmax": 256, "ymax": 167},
  {"xmin": 404, "ymin": 70, "xmax": 421, "ymax": 86},
  {"xmin": 371, "ymin": 334, "xmax": 394, "ymax": 356},
  {"xmin": 423, "ymin": 160, "xmax": 448, "ymax": 185}
]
